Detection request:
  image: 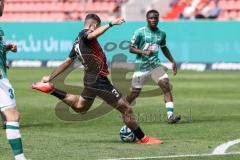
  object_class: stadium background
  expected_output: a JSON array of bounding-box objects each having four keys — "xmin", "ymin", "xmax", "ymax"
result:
[
  {"xmin": 1, "ymin": 0, "xmax": 240, "ymax": 160},
  {"xmin": 2, "ymin": 0, "xmax": 240, "ymax": 70}
]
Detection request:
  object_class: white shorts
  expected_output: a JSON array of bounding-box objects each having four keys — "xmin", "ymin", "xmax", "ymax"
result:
[
  {"xmin": 0, "ymin": 78, "xmax": 16, "ymax": 112},
  {"xmin": 132, "ymin": 65, "xmax": 169, "ymax": 89}
]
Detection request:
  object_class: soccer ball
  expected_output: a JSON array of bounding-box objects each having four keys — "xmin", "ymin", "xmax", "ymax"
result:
[{"xmin": 119, "ymin": 125, "xmax": 136, "ymax": 143}]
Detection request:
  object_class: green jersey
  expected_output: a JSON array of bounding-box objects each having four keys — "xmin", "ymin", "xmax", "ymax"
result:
[
  {"xmin": 0, "ymin": 27, "xmax": 7, "ymax": 79},
  {"xmin": 130, "ymin": 26, "xmax": 166, "ymax": 72}
]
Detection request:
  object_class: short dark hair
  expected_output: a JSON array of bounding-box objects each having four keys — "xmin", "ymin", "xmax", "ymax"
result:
[
  {"xmin": 146, "ymin": 10, "xmax": 159, "ymax": 18},
  {"xmin": 85, "ymin": 13, "xmax": 101, "ymax": 25}
]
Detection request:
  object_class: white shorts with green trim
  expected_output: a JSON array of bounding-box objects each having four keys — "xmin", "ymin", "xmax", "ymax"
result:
[
  {"xmin": 132, "ymin": 65, "xmax": 168, "ymax": 89},
  {"xmin": 0, "ymin": 78, "xmax": 16, "ymax": 112}
]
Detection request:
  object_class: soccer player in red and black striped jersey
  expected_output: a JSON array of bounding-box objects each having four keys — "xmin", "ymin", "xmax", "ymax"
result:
[{"xmin": 32, "ymin": 14, "xmax": 163, "ymax": 144}]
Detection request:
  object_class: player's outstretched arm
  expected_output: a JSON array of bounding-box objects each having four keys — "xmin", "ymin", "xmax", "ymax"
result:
[
  {"xmin": 6, "ymin": 44, "xmax": 17, "ymax": 52},
  {"xmin": 161, "ymin": 46, "xmax": 177, "ymax": 75},
  {"xmin": 41, "ymin": 57, "xmax": 73, "ymax": 83},
  {"xmin": 87, "ymin": 17, "xmax": 125, "ymax": 40}
]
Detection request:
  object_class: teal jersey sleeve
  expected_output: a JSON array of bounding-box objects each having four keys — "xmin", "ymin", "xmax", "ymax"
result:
[
  {"xmin": 0, "ymin": 28, "xmax": 8, "ymax": 79},
  {"xmin": 160, "ymin": 32, "xmax": 166, "ymax": 48},
  {"xmin": 130, "ymin": 29, "xmax": 141, "ymax": 49}
]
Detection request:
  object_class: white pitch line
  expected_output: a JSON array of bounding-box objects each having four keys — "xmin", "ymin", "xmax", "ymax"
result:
[
  {"xmin": 101, "ymin": 152, "xmax": 240, "ymax": 160},
  {"xmin": 212, "ymin": 139, "xmax": 240, "ymax": 154}
]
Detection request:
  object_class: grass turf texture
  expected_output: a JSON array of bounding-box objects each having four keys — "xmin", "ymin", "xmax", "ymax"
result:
[{"xmin": 0, "ymin": 68, "xmax": 240, "ymax": 160}]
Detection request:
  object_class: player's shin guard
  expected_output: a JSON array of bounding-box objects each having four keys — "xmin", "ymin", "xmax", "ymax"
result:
[
  {"xmin": 166, "ymin": 102, "xmax": 174, "ymax": 119},
  {"xmin": 6, "ymin": 122, "xmax": 26, "ymax": 160}
]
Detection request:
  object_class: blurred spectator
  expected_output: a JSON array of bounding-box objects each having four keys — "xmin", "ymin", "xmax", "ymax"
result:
[
  {"xmin": 170, "ymin": 0, "xmax": 181, "ymax": 7},
  {"xmin": 195, "ymin": 0, "xmax": 209, "ymax": 18},
  {"xmin": 179, "ymin": 0, "xmax": 201, "ymax": 19},
  {"xmin": 164, "ymin": 0, "xmax": 190, "ymax": 20},
  {"xmin": 207, "ymin": 0, "xmax": 222, "ymax": 19},
  {"xmin": 67, "ymin": 12, "xmax": 82, "ymax": 21},
  {"xmin": 195, "ymin": 0, "xmax": 222, "ymax": 19},
  {"xmin": 179, "ymin": 0, "xmax": 222, "ymax": 20}
]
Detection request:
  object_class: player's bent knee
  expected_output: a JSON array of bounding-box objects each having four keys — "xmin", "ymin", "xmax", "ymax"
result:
[
  {"xmin": 72, "ymin": 104, "xmax": 86, "ymax": 113},
  {"xmin": 158, "ymin": 78, "xmax": 169, "ymax": 85},
  {"xmin": 74, "ymin": 103, "xmax": 82, "ymax": 109},
  {"xmin": 132, "ymin": 88, "xmax": 141, "ymax": 97},
  {"xmin": 13, "ymin": 111, "xmax": 20, "ymax": 121},
  {"xmin": 73, "ymin": 102, "xmax": 91, "ymax": 114},
  {"xmin": 73, "ymin": 99, "xmax": 84, "ymax": 109},
  {"xmin": 4, "ymin": 108, "xmax": 20, "ymax": 122},
  {"xmin": 158, "ymin": 79, "xmax": 171, "ymax": 91}
]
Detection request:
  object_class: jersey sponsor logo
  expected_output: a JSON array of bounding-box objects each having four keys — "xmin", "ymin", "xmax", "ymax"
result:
[{"xmin": 148, "ymin": 44, "xmax": 159, "ymax": 52}]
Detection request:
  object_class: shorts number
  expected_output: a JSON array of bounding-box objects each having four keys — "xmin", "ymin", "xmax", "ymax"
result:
[
  {"xmin": 8, "ymin": 89, "xmax": 14, "ymax": 99},
  {"xmin": 112, "ymin": 89, "xmax": 120, "ymax": 98}
]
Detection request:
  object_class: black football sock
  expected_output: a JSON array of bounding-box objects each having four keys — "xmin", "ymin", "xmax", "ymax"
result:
[
  {"xmin": 50, "ymin": 89, "xmax": 67, "ymax": 100},
  {"xmin": 132, "ymin": 127, "xmax": 145, "ymax": 140}
]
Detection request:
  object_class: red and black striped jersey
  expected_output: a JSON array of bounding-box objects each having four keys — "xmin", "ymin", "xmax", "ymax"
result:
[{"xmin": 69, "ymin": 29, "xmax": 109, "ymax": 77}]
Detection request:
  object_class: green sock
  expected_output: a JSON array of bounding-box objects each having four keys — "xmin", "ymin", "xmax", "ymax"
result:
[
  {"xmin": 6, "ymin": 122, "xmax": 26, "ymax": 160},
  {"xmin": 166, "ymin": 102, "xmax": 174, "ymax": 119}
]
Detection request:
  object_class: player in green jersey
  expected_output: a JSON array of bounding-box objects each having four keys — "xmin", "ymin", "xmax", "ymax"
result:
[
  {"xmin": 0, "ymin": 0, "xmax": 27, "ymax": 159},
  {"xmin": 126, "ymin": 10, "xmax": 181, "ymax": 124}
]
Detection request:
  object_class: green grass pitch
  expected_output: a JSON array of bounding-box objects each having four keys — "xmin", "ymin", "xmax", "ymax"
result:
[{"xmin": 0, "ymin": 68, "xmax": 240, "ymax": 160}]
